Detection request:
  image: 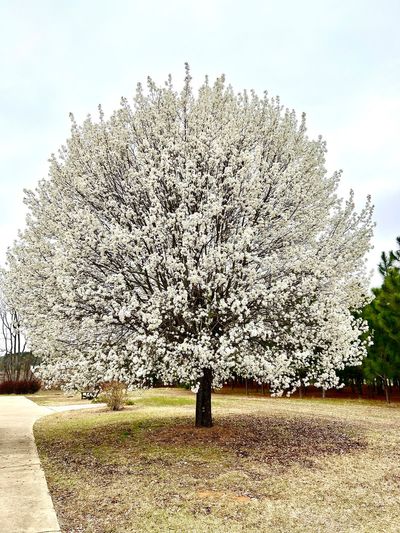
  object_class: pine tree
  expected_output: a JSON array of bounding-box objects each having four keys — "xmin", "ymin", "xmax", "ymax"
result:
[{"xmin": 363, "ymin": 238, "xmax": 400, "ymax": 403}]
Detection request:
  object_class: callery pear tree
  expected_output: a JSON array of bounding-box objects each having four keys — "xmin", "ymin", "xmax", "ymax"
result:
[{"xmin": 7, "ymin": 67, "xmax": 373, "ymax": 427}]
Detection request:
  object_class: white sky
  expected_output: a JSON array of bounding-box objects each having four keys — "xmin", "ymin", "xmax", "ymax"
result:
[{"xmin": 0, "ymin": 0, "xmax": 399, "ymax": 287}]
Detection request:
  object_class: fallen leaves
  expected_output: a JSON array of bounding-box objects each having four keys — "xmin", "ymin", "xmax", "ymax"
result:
[{"xmin": 146, "ymin": 414, "xmax": 365, "ymax": 466}]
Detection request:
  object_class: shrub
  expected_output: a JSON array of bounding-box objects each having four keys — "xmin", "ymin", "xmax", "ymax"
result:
[
  {"xmin": 0, "ymin": 381, "xmax": 15, "ymax": 394},
  {"xmin": 0, "ymin": 379, "xmax": 41, "ymax": 394},
  {"xmin": 14, "ymin": 379, "xmax": 42, "ymax": 394},
  {"xmin": 99, "ymin": 381, "xmax": 127, "ymax": 411}
]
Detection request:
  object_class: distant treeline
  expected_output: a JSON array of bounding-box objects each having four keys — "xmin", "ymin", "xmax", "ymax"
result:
[
  {"xmin": 220, "ymin": 372, "xmax": 400, "ymax": 403},
  {"xmin": 0, "ymin": 351, "xmax": 39, "ymax": 382}
]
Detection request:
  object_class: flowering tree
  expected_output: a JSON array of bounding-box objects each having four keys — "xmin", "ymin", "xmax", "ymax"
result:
[{"xmin": 7, "ymin": 68, "xmax": 373, "ymax": 426}]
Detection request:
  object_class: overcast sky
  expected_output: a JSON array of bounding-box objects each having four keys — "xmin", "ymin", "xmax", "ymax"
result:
[{"xmin": 0, "ymin": 0, "xmax": 399, "ymax": 287}]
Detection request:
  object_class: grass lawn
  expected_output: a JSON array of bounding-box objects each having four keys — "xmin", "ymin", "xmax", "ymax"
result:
[
  {"xmin": 34, "ymin": 388, "xmax": 400, "ymax": 532},
  {"xmin": 26, "ymin": 389, "xmax": 92, "ymax": 406}
]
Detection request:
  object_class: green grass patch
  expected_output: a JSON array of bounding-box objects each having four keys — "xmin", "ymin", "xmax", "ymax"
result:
[{"xmin": 135, "ymin": 395, "xmax": 195, "ymax": 408}]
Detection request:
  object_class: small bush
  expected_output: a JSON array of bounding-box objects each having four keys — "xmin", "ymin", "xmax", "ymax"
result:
[
  {"xmin": 15, "ymin": 379, "xmax": 42, "ymax": 394},
  {"xmin": 99, "ymin": 381, "xmax": 127, "ymax": 411},
  {"xmin": 0, "ymin": 379, "xmax": 41, "ymax": 394},
  {"xmin": 0, "ymin": 381, "xmax": 15, "ymax": 394}
]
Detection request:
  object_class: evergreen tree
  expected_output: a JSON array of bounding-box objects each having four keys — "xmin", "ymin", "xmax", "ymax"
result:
[{"xmin": 363, "ymin": 238, "xmax": 400, "ymax": 403}]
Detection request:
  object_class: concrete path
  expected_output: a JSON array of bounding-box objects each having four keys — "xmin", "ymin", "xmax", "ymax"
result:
[{"xmin": 0, "ymin": 397, "xmax": 105, "ymax": 533}]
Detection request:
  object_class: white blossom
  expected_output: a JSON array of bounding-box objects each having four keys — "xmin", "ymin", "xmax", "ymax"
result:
[{"xmin": 6, "ymin": 67, "xmax": 373, "ymax": 394}]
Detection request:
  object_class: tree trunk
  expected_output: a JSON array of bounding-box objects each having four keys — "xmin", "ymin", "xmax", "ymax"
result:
[
  {"xmin": 195, "ymin": 368, "xmax": 213, "ymax": 427},
  {"xmin": 384, "ymin": 379, "xmax": 391, "ymax": 404},
  {"xmin": 322, "ymin": 388, "xmax": 326, "ymax": 399}
]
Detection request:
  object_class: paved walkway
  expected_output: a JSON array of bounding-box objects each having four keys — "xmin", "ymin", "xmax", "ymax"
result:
[{"xmin": 0, "ymin": 396, "xmax": 104, "ymax": 533}]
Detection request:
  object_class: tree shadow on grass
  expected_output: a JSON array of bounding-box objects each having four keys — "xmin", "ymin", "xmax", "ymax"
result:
[{"xmin": 146, "ymin": 414, "xmax": 366, "ymax": 466}]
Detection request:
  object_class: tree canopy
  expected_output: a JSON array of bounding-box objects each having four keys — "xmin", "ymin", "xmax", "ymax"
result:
[{"xmin": 7, "ymin": 68, "xmax": 373, "ymax": 425}]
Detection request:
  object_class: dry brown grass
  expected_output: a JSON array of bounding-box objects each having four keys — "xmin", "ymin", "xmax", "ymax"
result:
[
  {"xmin": 26, "ymin": 389, "xmax": 91, "ymax": 406},
  {"xmin": 34, "ymin": 389, "xmax": 400, "ymax": 533}
]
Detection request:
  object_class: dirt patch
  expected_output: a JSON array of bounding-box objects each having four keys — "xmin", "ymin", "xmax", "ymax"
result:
[{"xmin": 147, "ymin": 414, "xmax": 365, "ymax": 466}]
